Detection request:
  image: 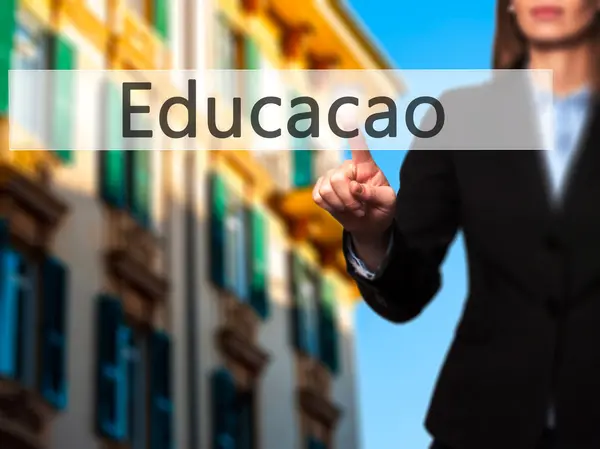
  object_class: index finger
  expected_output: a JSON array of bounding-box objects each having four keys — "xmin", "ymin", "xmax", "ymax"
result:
[{"xmin": 349, "ymin": 131, "xmax": 373, "ymax": 164}]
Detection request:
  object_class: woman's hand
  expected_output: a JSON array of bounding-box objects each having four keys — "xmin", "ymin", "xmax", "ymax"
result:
[{"xmin": 312, "ymin": 134, "xmax": 396, "ymax": 269}]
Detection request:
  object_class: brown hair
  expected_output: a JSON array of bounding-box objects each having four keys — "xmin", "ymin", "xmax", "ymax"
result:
[{"xmin": 492, "ymin": 0, "xmax": 600, "ymax": 90}]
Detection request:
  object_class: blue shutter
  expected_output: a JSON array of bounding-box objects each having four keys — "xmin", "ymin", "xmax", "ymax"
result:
[
  {"xmin": 40, "ymin": 256, "xmax": 69, "ymax": 409},
  {"xmin": 150, "ymin": 331, "xmax": 173, "ymax": 449},
  {"xmin": 120, "ymin": 326, "xmax": 132, "ymax": 441},
  {"xmin": 0, "ymin": 221, "xmax": 18, "ymax": 377},
  {"xmin": 210, "ymin": 173, "xmax": 228, "ymax": 288},
  {"xmin": 126, "ymin": 330, "xmax": 136, "ymax": 445},
  {"xmin": 96, "ymin": 295, "xmax": 129, "ymax": 441},
  {"xmin": 211, "ymin": 368, "xmax": 238, "ymax": 449},
  {"xmin": 289, "ymin": 253, "xmax": 308, "ymax": 353},
  {"xmin": 307, "ymin": 437, "xmax": 325, "ymax": 449}
]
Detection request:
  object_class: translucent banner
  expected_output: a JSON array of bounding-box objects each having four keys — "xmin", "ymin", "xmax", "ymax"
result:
[{"xmin": 8, "ymin": 69, "xmax": 553, "ymax": 151}]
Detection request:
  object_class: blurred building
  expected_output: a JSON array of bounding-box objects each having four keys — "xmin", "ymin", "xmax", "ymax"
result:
[{"xmin": 0, "ymin": 1, "xmax": 398, "ymax": 449}]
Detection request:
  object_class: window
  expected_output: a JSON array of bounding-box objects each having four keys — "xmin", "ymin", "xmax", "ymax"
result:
[
  {"xmin": 0, "ymin": 220, "xmax": 69, "ymax": 409},
  {"xmin": 290, "ymin": 254, "xmax": 319, "ymax": 356},
  {"xmin": 300, "ymin": 272, "xmax": 319, "ymax": 357},
  {"xmin": 11, "ymin": 20, "xmax": 48, "ymax": 142},
  {"xmin": 209, "ymin": 173, "xmax": 271, "ymax": 318},
  {"xmin": 96, "ymin": 295, "xmax": 172, "ymax": 449},
  {"xmin": 225, "ymin": 192, "xmax": 247, "ymax": 300},
  {"xmin": 215, "ymin": 16, "xmax": 235, "ymax": 70},
  {"xmin": 243, "ymin": 36, "xmax": 262, "ymax": 117},
  {"xmin": 0, "ymin": 0, "xmax": 16, "ymax": 114},
  {"xmin": 214, "ymin": 15, "xmax": 237, "ymax": 101},
  {"xmin": 10, "ymin": 20, "xmax": 75, "ymax": 164}
]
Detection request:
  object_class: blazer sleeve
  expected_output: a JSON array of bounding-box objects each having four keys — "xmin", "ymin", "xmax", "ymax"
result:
[{"xmin": 344, "ymin": 116, "xmax": 460, "ymax": 323}]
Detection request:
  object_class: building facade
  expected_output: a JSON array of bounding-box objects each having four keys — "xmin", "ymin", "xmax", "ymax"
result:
[{"xmin": 0, "ymin": 1, "xmax": 399, "ymax": 449}]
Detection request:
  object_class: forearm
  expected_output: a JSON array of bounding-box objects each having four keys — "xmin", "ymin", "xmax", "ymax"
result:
[{"xmin": 346, "ymin": 225, "xmax": 442, "ymax": 323}]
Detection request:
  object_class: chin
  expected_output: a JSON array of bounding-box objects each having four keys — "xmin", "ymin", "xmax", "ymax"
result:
[{"xmin": 526, "ymin": 29, "xmax": 590, "ymax": 48}]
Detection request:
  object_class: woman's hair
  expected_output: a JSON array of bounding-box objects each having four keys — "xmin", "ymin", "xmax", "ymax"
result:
[{"xmin": 492, "ymin": 0, "xmax": 600, "ymax": 89}]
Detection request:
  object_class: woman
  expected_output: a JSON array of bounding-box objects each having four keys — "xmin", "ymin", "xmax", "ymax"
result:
[{"xmin": 313, "ymin": 1, "xmax": 600, "ymax": 449}]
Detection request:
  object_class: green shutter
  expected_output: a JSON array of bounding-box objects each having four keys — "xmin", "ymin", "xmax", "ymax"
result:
[
  {"xmin": 0, "ymin": 0, "xmax": 16, "ymax": 115},
  {"xmin": 100, "ymin": 83, "xmax": 127, "ymax": 208},
  {"xmin": 293, "ymin": 150, "xmax": 313, "ymax": 188},
  {"xmin": 100, "ymin": 151, "xmax": 127, "ymax": 208},
  {"xmin": 244, "ymin": 37, "xmax": 260, "ymax": 69},
  {"xmin": 49, "ymin": 33, "xmax": 76, "ymax": 164},
  {"xmin": 153, "ymin": 0, "xmax": 169, "ymax": 40},
  {"xmin": 249, "ymin": 207, "xmax": 269, "ymax": 319},
  {"xmin": 210, "ymin": 173, "xmax": 228, "ymax": 288},
  {"xmin": 243, "ymin": 37, "xmax": 261, "ymax": 117},
  {"xmin": 291, "ymin": 92, "xmax": 313, "ymax": 187},
  {"xmin": 130, "ymin": 151, "xmax": 151, "ymax": 228}
]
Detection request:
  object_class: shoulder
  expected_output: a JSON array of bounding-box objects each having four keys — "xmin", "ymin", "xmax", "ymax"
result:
[
  {"xmin": 437, "ymin": 77, "xmax": 511, "ymax": 112},
  {"xmin": 412, "ymin": 75, "xmax": 534, "ymax": 151}
]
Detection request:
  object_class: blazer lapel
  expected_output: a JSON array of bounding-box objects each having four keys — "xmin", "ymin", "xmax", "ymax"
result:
[
  {"xmin": 496, "ymin": 74, "xmax": 554, "ymax": 216},
  {"xmin": 562, "ymin": 96, "xmax": 600, "ymax": 209},
  {"xmin": 500, "ymin": 84, "xmax": 600, "ymax": 215}
]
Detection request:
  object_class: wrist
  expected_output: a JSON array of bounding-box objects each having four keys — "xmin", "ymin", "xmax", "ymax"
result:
[{"xmin": 351, "ymin": 225, "xmax": 392, "ymax": 251}]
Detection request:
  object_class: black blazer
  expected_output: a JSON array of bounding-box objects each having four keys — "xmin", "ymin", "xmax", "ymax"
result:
[{"xmin": 344, "ymin": 78, "xmax": 600, "ymax": 449}]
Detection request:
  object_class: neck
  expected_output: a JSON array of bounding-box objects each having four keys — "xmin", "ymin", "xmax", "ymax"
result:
[{"xmin": 528, "ymin": 43, "xmax": 593, "ymax": 96}]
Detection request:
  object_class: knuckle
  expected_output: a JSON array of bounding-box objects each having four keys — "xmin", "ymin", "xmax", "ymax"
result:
[
  {"xmin": 313, "ymin": 192, "xmax": 322, "ymax": 205},
  {"xmin": 330, "ymin": 170, "xmax": 347, "ymax": 185},
  {"xmin": 319, "ymin": 183, "xmax": 333, "ymax": 197}
]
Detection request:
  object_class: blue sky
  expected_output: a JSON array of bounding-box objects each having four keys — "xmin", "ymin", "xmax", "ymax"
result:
[{"xmin": 347, "ymin": 2, "xmax": 496, "ymax": 449}]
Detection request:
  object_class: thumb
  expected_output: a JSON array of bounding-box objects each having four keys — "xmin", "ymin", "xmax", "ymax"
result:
[{"xmin": 350, "ymin": 181, "xmax": 395, "ymax": 207}]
